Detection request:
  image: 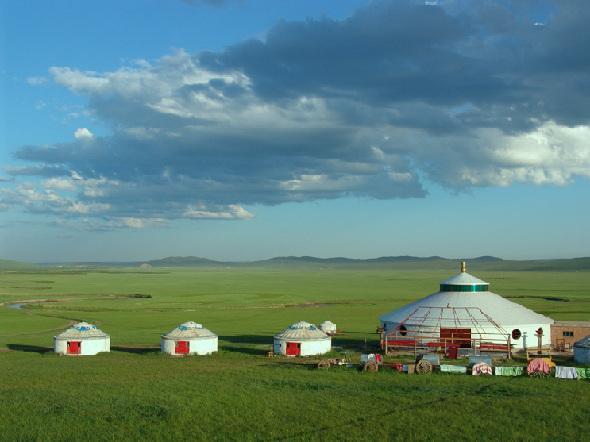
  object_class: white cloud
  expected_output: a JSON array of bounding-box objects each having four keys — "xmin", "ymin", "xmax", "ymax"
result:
[
  {"xmin": 184, "ymin": 204, "xmax": 253, "ymax": 220},
  {"xmin": 26, "ymin": 76, "xmax": 48, "ymax": 86},
  {"xmin": 74, "ymin": 128, "xmax": 94, "ymax": 140}
]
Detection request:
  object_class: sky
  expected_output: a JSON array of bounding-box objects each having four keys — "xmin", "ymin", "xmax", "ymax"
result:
[{"xmin": 0, "ymin": 0, "xmax": 589, "ymax": 262}]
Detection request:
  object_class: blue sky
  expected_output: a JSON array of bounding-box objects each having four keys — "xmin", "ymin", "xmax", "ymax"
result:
[{"xmin": 1, "ymin": 0, "xmax": 589, "ymax": 262}]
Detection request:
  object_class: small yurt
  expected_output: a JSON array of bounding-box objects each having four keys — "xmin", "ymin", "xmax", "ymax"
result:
[
  {"xmin": 274, "ymin": 321, "xmax": 331, "ymax": 356},
  {"xmin": 379, "ymin": 262, "xmax": 554, "ymax": 351},
  {"xmin": 574, "ymin": 336, "xmax": 590, "ymax": 365},
  {"xmin": 320, "ymin": 320, "xmax": 337, "ymax": 335},
  {"xmin": 161, "ymin": 321, "xmax": 218, "ymax": 356},
  {"xmin": 54, "ymin": 322, "xmax": 110, "ymax": 356}
]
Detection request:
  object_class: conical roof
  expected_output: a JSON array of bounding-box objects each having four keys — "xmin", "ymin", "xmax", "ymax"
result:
[
  {"xmin": 275, "ymin": 321, "xmax": 329, "ymax": 341},
  {"xmin": 55, "ymin": 322, "xmax": 109, "ymax": 339},
  {"xmin": 162, "ymin": 321, "xmax": 217, "ymax": 339},
  {"xmin": 380, "ymin": 264, "xmax": 553, "ymax": 328},
  {"xmin": 574, "ymin": 335, "xmax": 590, "ymax": 349}
]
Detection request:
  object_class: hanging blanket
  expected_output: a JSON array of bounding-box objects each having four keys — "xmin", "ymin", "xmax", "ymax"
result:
[
  {"xmin": 472, "ymin": 362, "xmax": 493, "ymax": 376},
  {"xmin": 440, "ymin": 364, "xmax": 467, "ymax": 374},
  {"xmin": 494, "ymin": 366, "xmax": 524, "ymax": 376},
  {"xmin": 555, "ymin": 366, "xmax": 578, "ymax": 379},
  {"xmin": 527, "ymin": 358, "xmax": 550, "ymax": 375},
  {"xmin": 576, "ymin": 368, "xmax": 590, "ymax": 379}
]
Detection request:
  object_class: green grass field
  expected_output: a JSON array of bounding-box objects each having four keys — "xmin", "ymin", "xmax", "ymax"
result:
[{"xmin": 1, "ymin": 266, "xmax": 589, "ymax": 440}]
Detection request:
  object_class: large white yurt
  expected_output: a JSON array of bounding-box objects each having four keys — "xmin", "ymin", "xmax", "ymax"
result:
[
  {"xmin": 274, "ymin": 321, "xmax": 331, "ymax": 356},
  {"xmin": 161, "ymin": 321, "xmax": 218, "ymax": 356},
  {"xmin": 574, "ymin": 336, "xmax": 590, "ymax": 365},
  {"xmin": 379, "ymin": 262, "xmax": 554, "ymax": 351},
  {"xmin": 54, "ymin": 322, "xmax": 110, "ymax": 356}
]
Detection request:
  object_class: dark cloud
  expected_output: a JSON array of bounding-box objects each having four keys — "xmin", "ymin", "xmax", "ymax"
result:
[{"xmin": 3, "ymin": 0, "xmax": 590, "ymax": 229}]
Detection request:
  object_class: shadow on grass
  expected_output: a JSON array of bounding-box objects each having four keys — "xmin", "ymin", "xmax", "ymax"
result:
[
  {"xmin": 219, "ymin": 335, "xmax": 272, "ymax": 356},
  {"xmin": 221, "ymin": 345, "xmax": 269, "ymax": 356},
  {"xmin": 7, "ymin": 344, "xmax": 53, "ymax": 354},
  {"xmin": 332, "ymin": 337, "xmax": 380, "ymax": 352},
  {"xmin": 111, "ymin": 345, "xmax": 161, "ymax": 355},
  {"xmin": 220, "ymin": 335, "xmax": 271, "ymax": 345}
]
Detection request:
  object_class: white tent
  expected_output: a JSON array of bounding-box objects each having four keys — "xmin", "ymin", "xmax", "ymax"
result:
[
  {"xmin": 274, "ymin": 321, "xmax": 331, "ymax": 356},
  {"xmin": 161, "ymin": 321, "xmax": 218, "ymax": 356},
  {"xmin": 379, "ymin": 263, "xmax": 554, "ymax": 350},
  {"xmin": 320, "ymin": 320, "xmax": 337, "ymax": 335},
  {"xmin": 54, "ymin": 322, "xmax": 110, "ymax": 356},
  {"xmin": 574, "ymin": 336, "xmax": 590, "ymax": 365}
]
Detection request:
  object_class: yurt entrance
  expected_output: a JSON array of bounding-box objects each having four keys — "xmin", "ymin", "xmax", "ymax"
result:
[
  {"xmin": 440, "ymin": 328, "xmax": 472, "ymax": 348},
  {"xmin": 286, "ymin": 342, "xmax": 301, "ymax": 356},
  {"xmin": 67, "ymin": 341, "xmax": 81, "ymax": 355},
  {"xmin": 175, "ymin": 340, "xmax": 190, "ymax": 354}
]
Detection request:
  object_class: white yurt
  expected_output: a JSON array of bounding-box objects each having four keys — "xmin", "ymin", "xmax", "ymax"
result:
[
  {"xmin": 574, "ymin": 336, "xmax": 590, "ymax": 365},
  {"xmin": 274, "ymin": 321, "xmax": 331, "ymax": 356},
  {"xmin": 161, "ymin": 321, "xmax": 218, "ymax": 356},
  {"xmin": 54, "ymin": 322, "xmax": 110, "ymax": 356},
  {"xmin": 320, "ymin": 320, "xmax": 337, "ymax": 335},
  {"xmin": 379, "ymin": 262, "xmax": 554, "ymax": 350}
]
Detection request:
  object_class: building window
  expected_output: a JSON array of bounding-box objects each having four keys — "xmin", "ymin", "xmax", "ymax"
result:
[{"xmin": 563, "ymin": 331, "xmax": 574, "ymax": 337}]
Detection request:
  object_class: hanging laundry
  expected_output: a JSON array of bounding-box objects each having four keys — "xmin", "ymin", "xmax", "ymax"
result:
[
  {"xmin": 494, "ymin": 366, "xmax": 524, "ymax": 376},
  {"xmin": 472, "ymin": 362, "xmax": 493, "ymax": 375},
  {"xmin": 527, "ymin": 358, "xmax": 551, "ymax": 375},
  {"xmin": 555, "ymin": 366, "xmax": 578, "ymax": 379},
  {"xmin": 575, "ymin": 368, "xmax": 590, "ymax": 379},
  {"xmin": 440, "ymin": 364, "xmax": 467, "ymax": 374}
]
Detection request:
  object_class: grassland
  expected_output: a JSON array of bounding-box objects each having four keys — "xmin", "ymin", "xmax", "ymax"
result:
[{"xmin": 1, "ymin": 266, "xmax": 589, "ymax": 441}]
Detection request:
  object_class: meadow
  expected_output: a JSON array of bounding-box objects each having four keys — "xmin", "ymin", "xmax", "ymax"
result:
[{"xmin": 1, "ymin": 265, "xmax": 589, "ymax": 441}]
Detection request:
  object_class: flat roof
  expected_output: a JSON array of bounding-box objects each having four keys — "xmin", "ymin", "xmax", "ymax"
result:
[{"xmin": 553, "ymin": 321, "xmax": 590, "ymax": 327}]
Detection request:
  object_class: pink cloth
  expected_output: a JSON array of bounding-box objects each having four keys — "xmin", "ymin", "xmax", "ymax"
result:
[
  {"xmin": 527, "ymin": 358, "xmax": 550, "ymax": 375},
  {"xmin": 472, "ymin": 362, "xmax": 493, "ymax": 376}
]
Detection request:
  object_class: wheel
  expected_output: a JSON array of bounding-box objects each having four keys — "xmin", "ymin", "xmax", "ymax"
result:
[
  {"xmin": 416, "ymin": 359, "xmax": 433, "ymax": 374},
  {"xmin": 317, "ymin": 359, "xmax": 331, "ymax": 369}
]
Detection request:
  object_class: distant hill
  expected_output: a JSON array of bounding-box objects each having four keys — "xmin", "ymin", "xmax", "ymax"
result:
[
  {"xmin": 30, "ymin": 255, "xmax": 590, "ymax": 271},
  {"xmin": 0, "ymin": 259, "xmax": 39, "ymax": 271},
  {"xmin": 146, "ymin": 256, "xmax": 224, "ymax": 267}
]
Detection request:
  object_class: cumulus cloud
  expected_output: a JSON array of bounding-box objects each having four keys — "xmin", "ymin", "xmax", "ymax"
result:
[
  {"xmin": 74, "ymin": 128, "xmax": 94, "ymax": 140},
  {"xmin": 3, "ymin": 0, "xmax": 590, "ymax": 229}
]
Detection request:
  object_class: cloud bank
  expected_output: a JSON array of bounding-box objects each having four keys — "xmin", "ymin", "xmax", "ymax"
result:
[{"xmin": 3, "ymin": 0, "xmax": 590, "ymax": 229}]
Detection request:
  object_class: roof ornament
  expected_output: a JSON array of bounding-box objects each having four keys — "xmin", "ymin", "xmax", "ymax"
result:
[{"xmin": 460, "ymin": 261, "xmax": 467, "ymax": 273}]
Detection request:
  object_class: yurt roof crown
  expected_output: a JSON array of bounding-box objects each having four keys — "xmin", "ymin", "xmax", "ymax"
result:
[
  {"xmin": 275, "ymin": 321, "xmax": 329, "ymax": 340},
  {"xmin": 56, "ymin": 322, "xmax": 108, "ymax": 339},
  {"xmin": 162, "ymin": 321, "xmax": 217, "ymax": 339},
  {"xmin": 439, "ymin": 261, "xmax": 489, "ymax": 292}
]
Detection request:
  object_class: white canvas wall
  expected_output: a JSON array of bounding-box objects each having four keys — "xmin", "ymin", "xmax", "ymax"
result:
[
  {"xmin": 53, "ymin": 337, "xmax": 110, "ymax": 355},
  {"xmin": 273, "ymin": 338, "xmax": 331, "ymax": 356},
  {"xmin": 160, "ymin": 337, "xmax": 218, "ymax": 355},
  {"xmin": 381, "ymin": 321, "xmax": 552, "ymax": 350}
]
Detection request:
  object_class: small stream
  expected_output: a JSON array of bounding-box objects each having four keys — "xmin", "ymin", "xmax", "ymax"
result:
[{"xmin": 6, "ymin": 303, "xmax": 25, "ymax": 310}]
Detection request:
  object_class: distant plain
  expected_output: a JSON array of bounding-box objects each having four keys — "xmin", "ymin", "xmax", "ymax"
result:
[{"xmin": 1, "ymin": 262, "xmax": 589, "ymax": 440}]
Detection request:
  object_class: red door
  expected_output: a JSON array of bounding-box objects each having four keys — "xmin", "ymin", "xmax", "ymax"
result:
[
  {"xmin": 440, "ymin": 328, "xmax": 471, "ymax": 348},
  {"xmin": 175, "ymin": 340, "xmax": 190, "ymax": 354},
  {"xmin": 67, "ymin": 341, "xmax": 81, "ymax": 355},
  {"xmin": 286, "ymin": 342, "xmax": 301, "ymax": 356}
]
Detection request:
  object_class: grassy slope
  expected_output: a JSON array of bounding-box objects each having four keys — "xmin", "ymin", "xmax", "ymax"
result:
[{"xmin": 0, "ymin": 266, "xmax": 589, "ymax": 440}]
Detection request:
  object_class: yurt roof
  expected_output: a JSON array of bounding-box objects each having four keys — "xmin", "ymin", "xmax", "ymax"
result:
[
  {"xmin": 55, "ymin": 322, "xmax": 109, "ymax": 339},
  {"xmin": 162, "ymin": 321, "xmax": 217, "ymax": 339},
  {"xmin": 275, "ymin": 321, "xmax": 329, "ymax": 341},
  {"xmin": 574, "ymin": 335, "xmax": 590, "ymax": 349},
  {"xmin": 380, "ymin": 265, "xmax": 553, "ymax": 328},
  {"xmin": 440, "ymin": 272, "xmax": 488, "ymax": 286}
]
